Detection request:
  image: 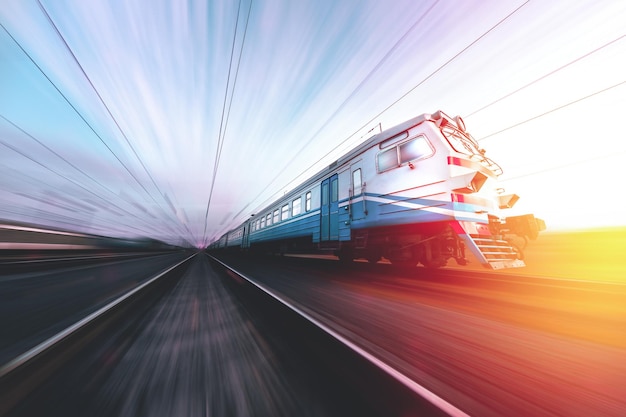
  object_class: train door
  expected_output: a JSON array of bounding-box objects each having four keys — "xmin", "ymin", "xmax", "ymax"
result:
[
  {"xmin": 350, "ymin": 162, "xmax": 366, "ymax": 220},
  {"xmin": 242, "ymin": 221, "xmax": 250, "ymax": 248},
  {"xmin": 320, "ymin": 174, "xmax": 339, "ymax": 241}
]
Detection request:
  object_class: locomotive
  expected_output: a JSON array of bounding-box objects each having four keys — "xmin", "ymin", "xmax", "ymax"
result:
[{"xmin": 209, "ymin": 111, "xmax": 544, "ymax": 269}]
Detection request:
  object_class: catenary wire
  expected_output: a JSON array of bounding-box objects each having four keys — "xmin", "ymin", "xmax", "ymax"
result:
[
  {"xmin": 0, "ymin": 22, "xmax": 157, "ymax": 213},
  {"xmin": 0, "ymin": 22, "xmax": 151, "ymax": 201},
  {"xmin": 211, "ymin": 0, "xmax": 531, "ymax": 243},
  {"xmin": 202, "ymin": 0, "xmax": 253, "ymax": 245},
  {"xmin": 208, "ymin": 0, "xmax": 441, "ymax": 240},
  {"xmin": 0, "ymin": 132, "xmax": 180, "ymax": 237},
  {"xmin": 278, "ymin": 0, "xmax": 440, "ymax": 168},
  {"xmin": 500, "ymin": 149, "xmax": 626, "ymax": 182},
  {"xmin": 203, "ymin": 0, "xmax": 243, "ymax": 241},
  {"xmin": 466, "ymin": 33, "xmax": 626, "ymax": 118},
  {"xmin": 0, "ymin": 139, "xmax": 174, "ymax": 238},
  {"xmin": 477, "ymin": 80, "xmax": 626, "ymax": 141},
  {"xmin": 36, "ymin": 0, "xmax": 191, "ymax": 243},
  {"xmin": 2, "ymin": 114, "xmax": 122, "ymax": 202},
  {"xmin": 203, "ymin": 8, "xmax": 254, "ymax": 247},
  {"xmin": 0, "ymin": 20, "xmax": 188, "ymax": 243}
]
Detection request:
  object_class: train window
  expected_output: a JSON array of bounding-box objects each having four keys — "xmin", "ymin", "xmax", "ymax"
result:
[
  {"xmin": 377, "ymin": 147, "xmax": 399, "ymax": 172},
  {"xmin": 331, "ymin": 177, "xmax": 338, "ymax": 203},
  {"xmin": 441, "ymin": 125, "xmax": 481, "ymax": 156},
  {"xmin": 261, "ymin": 216, "xmax": 266, "ymax": 229},
  {"xmin": 257, "ymin": 219, "xmax": 261, "ymax": 230},
  {"xmin": 266, "ymin": 213, "xmax": 272, "ymax": 226},
  {"xmin": 281, "ymin": 204, "xmax": 289, "ymax": 221},
  {"xmin": 305, "ymin": 192, "xmax": 312, "ymax": 211},
  {"xmin": 352, "ymin": 169, "xmax": 362, "ymax": 195},
  {"xmin": 399, "ymin": 136, "xmax": 433, "ymax": 163},
  {"xmin": 321, "ymin": 183, "xmax": 329, "ymax": 206},
  {"xmin": 273, "ymin": 209, "xmax": 280, "ymax": 224},
  {"xmin": 377, "ymin": 136, "xmax": 433, "ymax": 173},
  {"xmin": 292, "ymin": 197, "xmax": 301, "ymax": 216}
]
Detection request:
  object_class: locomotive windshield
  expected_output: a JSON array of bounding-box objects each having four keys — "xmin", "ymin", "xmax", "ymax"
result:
[
  {"xmin": 377, "ymin": 135, "xmax": 434, "ymax": 173},
  {"xmin": 441, "ymin": 124, "xmax": 503, "ymax": 176}
]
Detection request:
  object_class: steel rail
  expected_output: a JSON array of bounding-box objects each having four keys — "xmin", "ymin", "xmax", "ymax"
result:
[
  {"xmin": 208, "ymin": 253, "xmax": 470, "ymax": 417},
  {"xmin": 0, "ymin": 252, "xmax": 196, "ymax": 415}
]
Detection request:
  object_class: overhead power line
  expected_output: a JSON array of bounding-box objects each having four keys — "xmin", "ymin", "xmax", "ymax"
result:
[
  {"xmin": 36, "ymin": 1, "xmax": 196, "ymax": 243},
  {"xmin": 203, "ymin": 0, "xmax": 243, "ymax": 242},
  {"xmin": 215, "ymin": 0, "xmax": 441, "ymax": 236},
  {"xmin": 352, "ymin": 0, "xmax": 531, "ymax": 136},
  {"xmin": 501, "ymin": 149, "xmax": 626, "ymax": 182},
  {"xmin": 0, "ymin": 22, "xmax": 149, "ymax": 198},
  {"xmin": 0, "ymin": 19, "xmax": 186, "ymax": 240},
  {"xmin": 466, "ymin": 33, "xmax": 626, "ymax": 118},
  {"xmin": 477, "ymin": 80, "xmax": 626, "ymax": 141},
  {"xmin": 2, "ymin": 114, "xmax": 116, "ymax": 198},
  {"xmin": 218, "ymin": 0, "xmax": 530, "ymax": 241},
  {"xmin": 0, "ymin": 134, "xmax": 171, "ymax": 237},
  {"xmin": 202, "ymin": 0, "xmax": 253, "ymax": 244},
  {"xmin": 0, "ymin": 114, "xmax": 168, "ymax": 230}
]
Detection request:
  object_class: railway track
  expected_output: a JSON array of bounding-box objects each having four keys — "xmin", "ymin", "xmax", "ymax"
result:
[
  {"xmin": 210, "ymin": 252, "xmax": 626, "ymax": 417},
  {"xmin": 1, "ymin": 252, "xmax": 467, "ymax": 417},
  {"xmin": 4, "ymin": 249, "xmax": 623, "ymax": 416},
  {"xmin": 209, "ymin": 253, "xmax": 468, "ymax": 417},
  {"xmin": 0, "ymin": 254, "xmax": 194, "ymax": 416}
]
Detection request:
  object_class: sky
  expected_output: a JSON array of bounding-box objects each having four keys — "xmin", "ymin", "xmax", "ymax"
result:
[{"xmin": 0, "ymin": 0, "xmax": 625, "ymax": 247}]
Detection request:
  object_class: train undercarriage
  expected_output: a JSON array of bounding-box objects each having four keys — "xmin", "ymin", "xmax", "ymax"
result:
[
  {"xmin": 246, "ymin": 215, "xmax": 544, "ymax": 270},
  {"xmin": 343, "ymin": 223, "xmax": 466, "ymax": 268},
  {"xmin": 339, "ymin": 214, "xmax": 545, "ymax": 269}
]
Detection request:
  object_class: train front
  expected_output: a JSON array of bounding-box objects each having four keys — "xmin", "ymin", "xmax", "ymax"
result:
[{"xmin": 437, "ymin": 111, "xmax": 545, "ymax": 269}]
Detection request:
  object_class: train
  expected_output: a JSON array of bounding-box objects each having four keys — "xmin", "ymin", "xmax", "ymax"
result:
[{"xmin": 208, "ymin": 110, "xmax": 545, "ymax": 269}]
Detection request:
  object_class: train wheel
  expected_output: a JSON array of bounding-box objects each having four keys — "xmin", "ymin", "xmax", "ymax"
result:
[
  {"xmin": 421, "ymin": 258, "xmax": 447, "ymax": 269},
  {"xmin": 366, "ymin": 253, "xmax": 381, "ymax": 264},
  {"xmin": 389, "ymin": 258, "xmax": 417, "ymax": 268},
  {"xmin": 387, "ymin": 244, "xmax": 417, "ymax": 268},
  {"xmin": 337, "ymin": 248, "xmax": 354, "ymax": 264}
]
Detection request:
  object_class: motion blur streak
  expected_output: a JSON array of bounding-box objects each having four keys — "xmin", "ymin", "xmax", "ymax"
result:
[
  {"xmin": 1, "ymin": 1, "xmax": 625, "ymax": 247},
  {"xmin": 86, "ymin": 255, "xmax": 332, "ymax": 417},
  {"xmin": 429, "ymin": 228, "xmax": 626, "ymax": 347},
  {"xmin": 217, "ymin": 233, "xmax": 626, "ymax": 417}
]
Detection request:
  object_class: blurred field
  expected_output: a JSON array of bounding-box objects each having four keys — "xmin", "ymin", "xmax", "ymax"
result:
[
  {"xmin": 291, "ymin": 227, "xmax": 626, "ymax": 282},
  {"xmin": 480, "ymin": 227, "xmax": 626, "ymax": 282}
]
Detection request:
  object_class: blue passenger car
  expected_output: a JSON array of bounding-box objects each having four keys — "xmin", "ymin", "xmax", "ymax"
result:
[{"xmin": 211, "ymin": 111, "xmax": 544, "ymax": 269}]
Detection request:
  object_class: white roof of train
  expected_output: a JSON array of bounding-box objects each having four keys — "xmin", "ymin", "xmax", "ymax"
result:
[
  {"xmin": 225, "ymin": 112, "xmax": 442, "ymax": 237},
  {"xmin": 267, "ymin": 112, "xmax": 436, "ymax": 204}
]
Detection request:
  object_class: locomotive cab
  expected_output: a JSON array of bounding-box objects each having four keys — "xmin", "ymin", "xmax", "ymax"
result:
[
  {"xmin": 421, "ymin": 111, "xmax": 544, "ymax": 268},
  {"xmin": 436, "ymin": 111, "xmax": 545, "ymax": 268},
  {"xmin": 351, "ymin": 111, "xmax": 544, "ymax": 269}
]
